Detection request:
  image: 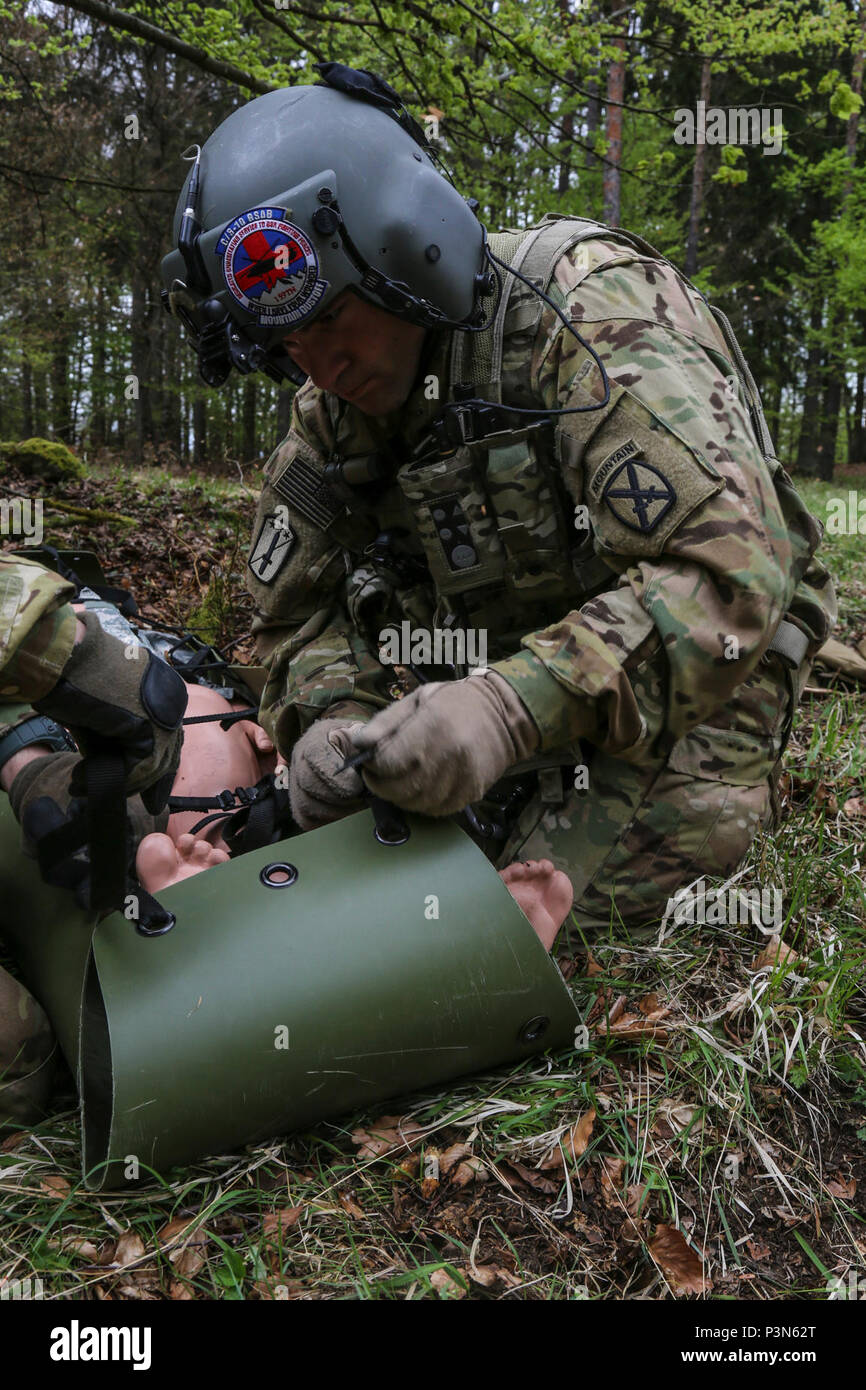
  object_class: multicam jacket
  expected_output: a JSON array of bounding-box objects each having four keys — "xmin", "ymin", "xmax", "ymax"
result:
[
  {"xmin": 0, "ymin": 556, "xmax": 77, "ymax": 739},
  {"xmin": 245, "ymin": 216, "xmax": 836, "ymax": 772}
]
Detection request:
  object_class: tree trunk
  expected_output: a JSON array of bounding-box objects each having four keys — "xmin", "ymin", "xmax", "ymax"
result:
[
  {"xmin": 276, "ymin": 387, "xmax": 292, "ymax": 444},
  {"xmin": 91, "ymin": 283, "xmax": 107, "ymax": 451},
  {"xmin": 192, "ymin": 396, "xmax": 207, "ymax": 469},
  {"xmin": 816, "ymin": 368, "xmax": 842, "ymax": 480},
  {"xmin": 850, "ymin": 365, "xmax": 865, "ymax": 464},
  {"xmin": 602, "ymin": 6, "xmax": 626, "ymax": 225},
  {"xmin": 794, "ymin": 300, "xmax": 825, "ymax": 475},
  {"xmin": 33, "ymin": 368, "xmax": 48, "ymax": 437},
  {"xmin": 130, "ymin": 272, "xmax": 155, "ymax": 465},
  {"xmin": 22, "ymin": 358, "xmax": 34, "ymax": 438},
  {"xmin": 242, "ymin": 377, "xmax": 257, "ymax": 461},
  {"xmin": 684, "ymin": 54, "xmax": 713, "ymax": 278}
]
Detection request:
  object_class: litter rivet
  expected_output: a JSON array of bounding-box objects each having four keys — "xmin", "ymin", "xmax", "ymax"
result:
[
  {"xmin": 518, "ymin": 1015, "xmax": 549, "ymax": 1044},
  {"xmin": 260, "ymin": 862, "xmax": 299, "ymax": 889}
]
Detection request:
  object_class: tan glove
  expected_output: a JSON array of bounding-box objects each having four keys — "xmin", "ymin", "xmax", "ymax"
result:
[
  {"xmin": 288, "ymin": 718, "xmax": 368, "ymax": 830},
  {"xmin": 349, "ymin": 672, "xmax": 540, "ymax": 816}
]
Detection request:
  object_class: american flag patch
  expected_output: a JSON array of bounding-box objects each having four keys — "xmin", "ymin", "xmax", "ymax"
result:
[{"xmin": 272, "ymin": 455, "xmax": 343, "ymax": 530}]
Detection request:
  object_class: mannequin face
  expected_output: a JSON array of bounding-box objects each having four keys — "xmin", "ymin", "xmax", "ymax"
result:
[
  {"xmin": 166, "ymin": 685, "xmax": 276, "ymax": 850},
  {"xmin": 281, "ymin": 289, "xmax": 427, "ymax": 415}
]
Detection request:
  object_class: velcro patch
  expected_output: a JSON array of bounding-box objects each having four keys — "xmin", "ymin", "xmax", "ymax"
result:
[
  {"xmin": 248, "ymin": 513, "xmax": 296, "ymax": 585},
  {"xmin": 588, "ymin": 438, "xmax": 641, "ymax": 500},
  {"xmin": 602, "ymin": 458, "xmax": 676, "ymax": 533},
  {"xmin": 273, "ymin": 455, "xmax": 342, "ymax": 530}
]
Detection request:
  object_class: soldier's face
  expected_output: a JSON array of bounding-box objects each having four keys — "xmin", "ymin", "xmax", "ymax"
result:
[{"xmin": 281, "ymin": 289, "xmax": 427, "ymax": 415}]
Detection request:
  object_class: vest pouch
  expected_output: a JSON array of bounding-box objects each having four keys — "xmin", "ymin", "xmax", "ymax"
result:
[
  {"xmin": 396, "ymin": 448, "xmax": 505, "ymax": 595},
  {"xmin": 485, "ymin": 435, "xmax": 574, "ymax": 601}
]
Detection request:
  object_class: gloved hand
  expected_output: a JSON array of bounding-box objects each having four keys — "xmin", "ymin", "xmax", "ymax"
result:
[
  {"xmin": 348, "ymin": 672, "xmax": 540, "ymax": 816},
  {"xmin": 289, "ymin": 718, "xmax": 369, "ymax": 830},
  {"xmin": 32, "ymin": 609, "xmax": 188, "ymax": 814},
  {"xmin": 9, "ymin": 751, "xmax": 168, "ymax": 908}
]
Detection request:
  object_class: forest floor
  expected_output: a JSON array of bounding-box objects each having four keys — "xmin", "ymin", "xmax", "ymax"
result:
[{"xmin": 1, "ymin": 462, "xmax": 865, "ymax": 1302}]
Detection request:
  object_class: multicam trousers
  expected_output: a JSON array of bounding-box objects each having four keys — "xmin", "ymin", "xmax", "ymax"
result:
[
  {"xmin": 491, "ymin": 651, "xmax": 800, "ymax": 937},
  {"xmin": 0, "ymin": 960, "xmax": 58, "ymax": 1127}
]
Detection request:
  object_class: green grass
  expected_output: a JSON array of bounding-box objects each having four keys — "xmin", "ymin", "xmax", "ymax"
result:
[{"xmin": 1, "ymin": 473, "xmax": 865, "ymax": 1301}]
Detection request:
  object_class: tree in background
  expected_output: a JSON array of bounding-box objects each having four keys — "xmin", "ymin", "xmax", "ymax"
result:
[{"xmin": 0, "ymin": 0, "xmax": 862, "ymax": 476}]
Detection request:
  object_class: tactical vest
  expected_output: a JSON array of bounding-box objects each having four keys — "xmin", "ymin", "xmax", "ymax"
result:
[{"xmin": 337, "ymin": 214, "xmax": 825, "ymax": 672}]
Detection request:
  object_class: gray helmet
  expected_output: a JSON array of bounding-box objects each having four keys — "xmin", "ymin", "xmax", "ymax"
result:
[{"xmin": 161, "ymin": 65, "xmax": 494, "ymax": 387}]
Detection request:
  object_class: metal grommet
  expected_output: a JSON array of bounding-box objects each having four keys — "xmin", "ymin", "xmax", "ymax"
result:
[
  {"xmin": 135, "ymin": 912, "xmax": 176, "ymax": 937},
  {"xmin": 374, "ymin": 823, "xmax": 410, "ymax": 847},
  {"xmin": 260, "ymin": 862, "xmax": 299, "ymax": 889},
  {"xmin": 517, "ymin": 1015, "xmax": 550, "ymax": 1044}
]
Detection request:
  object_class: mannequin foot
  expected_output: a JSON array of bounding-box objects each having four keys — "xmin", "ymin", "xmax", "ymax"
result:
[
  {"xmin": 136, "ymin": 832, "xmax": 229, "ymax": 893},
  {"xmin": 500, "ymin": 858, "xmax": 574, "ymax": 951}
]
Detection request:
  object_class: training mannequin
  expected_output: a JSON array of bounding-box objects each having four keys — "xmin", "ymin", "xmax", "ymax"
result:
[
  {"xmin": 4, "ymin": 682, "xmax": 575, "ymax": 951},
  {"xmin": 135, "ymin": 685, "xmax": 575, "ymax": 950}
]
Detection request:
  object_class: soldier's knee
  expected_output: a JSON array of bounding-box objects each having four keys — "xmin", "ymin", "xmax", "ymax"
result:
[{"xmin": 0, "ymin": 963, "xmax": 59, "ymax": 1127}]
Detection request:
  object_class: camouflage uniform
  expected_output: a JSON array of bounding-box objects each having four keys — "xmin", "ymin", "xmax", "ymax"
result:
[
  {"xmin": 0, "ymin": 554, "xmax": 76, "ymax": 1124},
  {"xmin": 246, "ymin": 216, "xmax": 836, "ymax": 935}
]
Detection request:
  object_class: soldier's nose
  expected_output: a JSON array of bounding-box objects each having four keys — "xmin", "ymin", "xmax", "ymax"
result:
[{"xmin": 302, "ymin": 344, "xmax": 354, "ymax": 394}]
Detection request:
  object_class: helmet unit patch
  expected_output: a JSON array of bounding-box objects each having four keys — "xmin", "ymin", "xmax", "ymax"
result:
[{"xmin": 216, "ymin": 207, "xmax": 329, "ymax": 327}]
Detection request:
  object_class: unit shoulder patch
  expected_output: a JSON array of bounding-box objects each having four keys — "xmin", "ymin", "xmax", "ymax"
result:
[
  {"xmin": 602, "ymin": 457, "xmax": 676, "ymax": 534},
  {"xmin": 248, "ymin": 512, "xmax": 296, "ymax": 585},
  {"xmin": 584, "ymin": 413, "xmax": 724, "ymax": 555}
]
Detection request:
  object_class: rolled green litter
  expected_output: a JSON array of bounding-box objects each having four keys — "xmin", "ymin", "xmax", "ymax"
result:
[{"xmin": 0, "ymin": 802, "xmax": 579, "ymax": 1189}]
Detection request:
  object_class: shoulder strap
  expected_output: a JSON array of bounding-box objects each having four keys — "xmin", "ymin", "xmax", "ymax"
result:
[{"xmin": 454, "ymin": 213, "xmax": 778, "ymax": 461}]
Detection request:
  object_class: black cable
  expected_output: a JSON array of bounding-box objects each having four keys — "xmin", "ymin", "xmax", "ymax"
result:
[{"xmin": 450, "ymin": 240, "xmax": 612, "ymax": 422}]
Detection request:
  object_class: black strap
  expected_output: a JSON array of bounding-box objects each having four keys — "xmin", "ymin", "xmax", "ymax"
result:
[
  {"xmin": 81, "ymin": 748, "xmax": 129, "ymax": 914},
  {"xmin": 34, "ymin": 748, "xmax": 130, "ymax": 916},
  {"xmin": 181, "ymin": 706, "xmax": 258, "ymax": 729}
]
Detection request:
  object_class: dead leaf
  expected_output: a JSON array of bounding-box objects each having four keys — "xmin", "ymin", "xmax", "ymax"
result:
[
  {"xmin": 430, "ymin": 1268, "xmax": 467, "ymax": 1299},
  {"xmin": 827, "ymin": 1177, "xmax": 857, "ymax": 1199},
  {"xmin": 540, "ymin": 1109, "xmax": 596, "ymax": 1170},
  {"xmin": 114, "ymin": 1231, "xmax": 146, "ymax": 1268},
  {"xmin": 40, "ymin": 1175, "xmax": 70, "ymax": 1198},
  {"xmin": 393, "ymin": 1155, "xmax": 420, "ymax": 1181},
  {"xmin": 813, "ymin": 782, "xmax": 838, "ymax": 814},
  {"xmin": 648, "ymin": 1224, "xmax": 712, "ymax": 1296},
  {"xmin": 173, "ymin": 1247, "xmax": 205, "ymax": 1281},
  {"xmin": 654, "ymin": 1101, "xmax": 701, "ymax": 1139},
  {"xmin": 746, "ymin": 1238, "xmax": 771, "ymax": 1260},
  {"xmin": 452, "ymin": 1158, "xmax": 488, "ymax": 1187},
  {"xmin": 351, "ymin": 1115, "xmax": 426, "ymax": 1160},
  {"xmin": 337, "ymin": 1191, "xmax": 365, "ymax": 1219},
  {"xmin": 626, "ymin": 1183, "xmax": 648, "ymax": 1220},
  {"xmin": 585, "ymin": 949, "xmax": 604, "ymax": 978},
  {"xmin": 843, "ymin": 796, "xmax": 866, "ymax": 818},
  {"xmin": 439, "ymin": 1142, "xmax": 471, "ymax": 1175},
  {"xmin": 752, "ymin": 936, "xmax": 799, "ymax": 972},
  {"xmin": 501, "ymin": 1160, "xmax": 559, "ymax": 1195},
  {"xmin": 156, "ymin": 1218, "xmax": 199, "ymax": 1251},
  {"xmin": 263, "ymin": 1206, "xmax": 304, "ymax": 1238},
  {"xmin": 1, "ymin": 1131, "xmax": 26, "ymax": 1152},
  {"xmin": 169, "ymin": 1280, "xmax": 194, "ymax": 1301},
  {"xmin": 469, "ymin": 1263, "xmax": 523, "ymax": 1290},
  {"xmin": 598, "ymin": 1008, "xmax": 670, "ymax": 1041},
  {"xmin": 63, "ymin": 1236, "xmax": 100, "ymax": 1262},
  {"xmin": 599, "ymin": 1155, "xmax": 625, "ymax": 1207}
]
